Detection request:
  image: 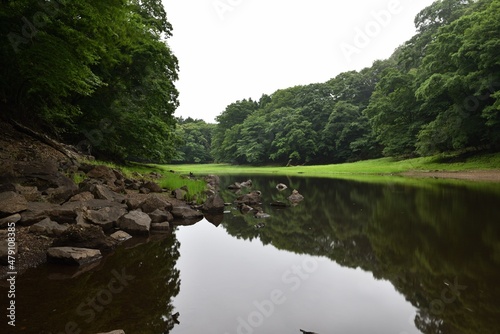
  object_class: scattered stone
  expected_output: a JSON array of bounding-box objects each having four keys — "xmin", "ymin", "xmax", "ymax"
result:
[
  {"xmin": 47, "ymin": 247, "xmax": 102, "ymax": 266},
  {"xmin": 139, "ymin": 187, "xmax": 151, "ymax": 194},
  {"xmin": 255, "ymin": 211, "xmax": 271, "ymax": 219},
  {"xmin": 29, "ymin": 217, "xmax": 69, "ymax": 236},
  {"xmin": 0, "ymin": 191, "xmax": 28, "ymax": 214},
  {"xmin": 117, "ymin": 210, "xmax": 151, "ymax": 235},
  {"xmin": 288, "ymin": 189, "xmax": 304, "ymax": 204},
  {"xmin": 95, "ymin": 330, "xmax": 125, "ymax": 334},
  {"xmin": 235, "ymin": 191, "xmax": 262, "ymax": 205},
  {"xmin": 110, "ymin": 230, "xmax": 132, "ymax": 242},
  {"xmin": 276, "ymin": 183, "xmax": 288, "ymax": 191}
]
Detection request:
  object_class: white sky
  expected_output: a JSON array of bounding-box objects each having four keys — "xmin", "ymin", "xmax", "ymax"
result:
[{"xmin": 163, "ymin": 0, "xmax": 436, "ymax": 123}]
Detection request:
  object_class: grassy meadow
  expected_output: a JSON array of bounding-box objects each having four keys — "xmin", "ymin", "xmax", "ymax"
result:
[{"xmin": 157, "ymin": 152, "xmax": 500, "ymax": 177}]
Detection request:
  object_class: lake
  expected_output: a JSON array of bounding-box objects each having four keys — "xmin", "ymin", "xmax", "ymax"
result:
[{"xmin": 2, "ymin": 175, "xmax": 500, "ymax": 334}]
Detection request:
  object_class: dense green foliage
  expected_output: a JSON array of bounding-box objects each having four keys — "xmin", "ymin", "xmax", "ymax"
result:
[
  {"xmin": 173, "ymin": 117, "xmax": 216, "ymax": 163},
  {"xmin": 211, "ymin": 0, "xmax": 500, "ymax": 165},
  {"xmin": 0, "ymin": 0, "xmax": 179, "ymax": 162}
]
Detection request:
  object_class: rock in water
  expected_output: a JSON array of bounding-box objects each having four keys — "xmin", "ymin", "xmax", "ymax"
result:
[
  {"xmin": 117, "ymin": 210, "xmax": 151, "ymax": 235},
  {"xmin": 202, "ymin": 193, "xmax": 225, "ymax": 213},
  {"xmin": 288, "ymin": 189, "xmax": 304, "ymax": 204},
  {"xmin": 47, "ymin": 247, "xmax": 102, "ymax": 266}
]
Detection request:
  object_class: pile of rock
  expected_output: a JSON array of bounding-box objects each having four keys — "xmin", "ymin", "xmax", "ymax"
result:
[
  {"xmin": 0, "ymin": 163, "xmax": 210, "ymax": 275},
  {"xmin": 228, "ymin": 179, "xmax": 305, "ymax": 220}
]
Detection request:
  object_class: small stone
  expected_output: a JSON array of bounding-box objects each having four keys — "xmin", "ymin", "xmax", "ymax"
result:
[{"xmin": 110, "ymin": 230, "xmax": 132, "ymax": 242}]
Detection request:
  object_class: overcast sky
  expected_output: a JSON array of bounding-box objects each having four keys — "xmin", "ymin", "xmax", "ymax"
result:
[{"xmin": 163, "ymin": 0, "xmax": 436, "ymax": 123}]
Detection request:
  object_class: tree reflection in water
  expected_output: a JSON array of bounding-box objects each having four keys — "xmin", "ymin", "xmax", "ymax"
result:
[{"xmin": 218, "ymin": 175, "xmax": 500, "ymax": 334}]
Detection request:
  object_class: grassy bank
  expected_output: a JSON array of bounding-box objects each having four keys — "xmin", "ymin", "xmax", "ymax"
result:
[{"xmin": 157, "ymin": 152, "xmax": 500, "ymax": 177}]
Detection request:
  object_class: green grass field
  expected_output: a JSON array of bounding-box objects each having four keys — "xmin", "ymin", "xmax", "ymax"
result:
[{"xmin": 157, "ymin": 152, "xmax": 500, "ymax": 177}]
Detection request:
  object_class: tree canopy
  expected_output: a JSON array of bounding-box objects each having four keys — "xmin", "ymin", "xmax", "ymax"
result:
[
  {"xmin": 1, "ymin": 0, "xmax": 179, "ymax": 162},
  {"xmin": 210, "ymin": 0, "xmax": 500, "ymax": 165}
]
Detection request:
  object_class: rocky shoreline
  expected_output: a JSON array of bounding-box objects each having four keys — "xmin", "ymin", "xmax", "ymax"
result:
[{"xmin": 0, "ymin": 121, "xmax": 224, "ymax": 280}]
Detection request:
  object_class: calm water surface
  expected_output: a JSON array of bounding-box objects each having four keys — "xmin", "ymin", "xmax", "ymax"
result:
[{"xmin": 1, "ymin": 175, "xmax": 499, "ymax": 334}]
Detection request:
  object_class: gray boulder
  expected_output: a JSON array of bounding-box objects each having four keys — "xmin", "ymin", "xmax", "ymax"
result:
[
  {"xmin": 47, "ymin": 247, "xmax": 102, "ymax": 266},
  {"xmin": 139, "ymin": 195, "xmax": 172, "ymax": 213},
  {"xmin": 52, "ymin": 225, "xmax": 119, "ymax": 252},
  {"xmin": 0, "ymin": 191, "xmax": 28, "ymax": 214},
  {"xmin": 85, "ymin": 206, "xmax": 128, "ymax": 230},
  {"xmin": 29, "ymin": 217, "xmax": 69, "ymax": 236},
  {"xmin": 202, "ymin": 193, "xmax": 225, "ymax": 213},
  {"xmin": 148, "ymin": 209, "xmax": 174, "ymax": 224},
  {"xmin": 117, "ymin": 210, "xmax": 151, "ymax": 235}
]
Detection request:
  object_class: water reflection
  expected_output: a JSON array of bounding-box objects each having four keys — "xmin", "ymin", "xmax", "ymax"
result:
[
  {"xmin": 1, "ymin": 175, "xmax": 498, "ymax": 334},
  {"xmin": 216, "ymin": 175, "xmax": 500, "ymax": 334},
  {"xmin": 0, "ymin": 235, "xmax": 180, "ymax": 334}
]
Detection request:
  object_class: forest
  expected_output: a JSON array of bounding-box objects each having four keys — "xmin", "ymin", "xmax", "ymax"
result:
[
  {"xmin": 1, "ymin": 0, "xmax": 179, "ymax": 162},
  {"xmin": 1, "ymin": 0, "xmax": 499, "ymax": 165},
  {"xmin": 206, "ymin": 0, "xmax": 500, "ymax": 165}
]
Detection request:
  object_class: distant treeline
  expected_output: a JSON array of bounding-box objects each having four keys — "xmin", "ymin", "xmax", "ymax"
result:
[{"xmin": 185, "ymin": 0, "xmax": 499, "ymax": 165}]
